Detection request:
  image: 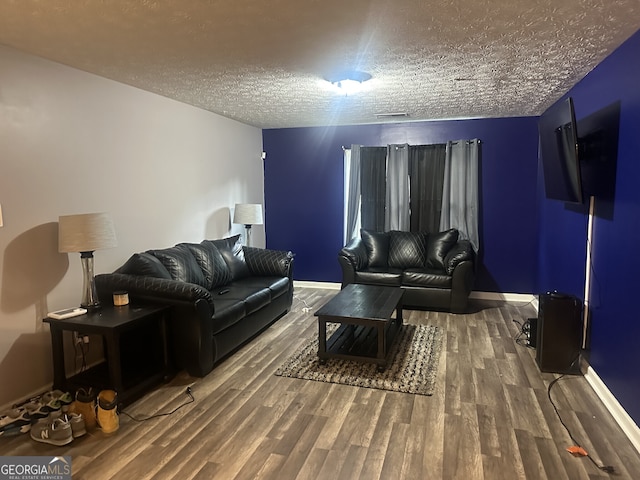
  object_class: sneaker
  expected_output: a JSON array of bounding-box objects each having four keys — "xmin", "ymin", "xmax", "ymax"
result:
[
  {"xmin": 0, "ymin": 408, "xmax": 32, "ymax": 436},
  {"xmin": 19, "ymin": 400, "xmax": 57, "ymax": 422},
  {"xmin": 0, "ymin": 423, "xmax": 30, "ymax": 437},
  {"xmin": 96, "ymin": 390, "xmax": 119, "ymax": 434},
  {"xmin": 41, "ymin": 390, "xmax": 73, "ymax": 413},
  {"xmin": 66, "ymin": 413, "xmax": 86, "ymax": 438},
  {"xmin": 30, "ymin": 418, "xmax": 73, "ymax": 446}
]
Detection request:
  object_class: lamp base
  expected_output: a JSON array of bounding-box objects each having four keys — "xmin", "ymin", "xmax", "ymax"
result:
[
  {"xmin": 80, "ymin": 252, "xmax": 101, "ymax": 310},
  {"xmin": 244, "ymin": 224, "xmax": 253, "ymax": 247}
]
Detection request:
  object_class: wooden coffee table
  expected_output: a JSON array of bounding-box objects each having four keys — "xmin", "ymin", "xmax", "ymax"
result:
[{"xmin": 314, "ymin": 284, "xmax": 404, "ymax": 371}]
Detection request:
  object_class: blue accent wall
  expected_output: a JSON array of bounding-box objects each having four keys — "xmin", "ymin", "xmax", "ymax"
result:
[
  {"xmin": 264, "ymin": 27, "xmax": 640, "ymax": 427},
  {"xmin": 263, "ymin": 117, "xmax": 540, "ymax": 293},
  {"xmin": 536, "ymin": 29, "xmax": 640, "ymax": 423}
]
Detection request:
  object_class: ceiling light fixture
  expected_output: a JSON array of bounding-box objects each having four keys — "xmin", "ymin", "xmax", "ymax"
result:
[{"xmin": 326, "ymin": 70, "xmax": 372, "ymax": 95}]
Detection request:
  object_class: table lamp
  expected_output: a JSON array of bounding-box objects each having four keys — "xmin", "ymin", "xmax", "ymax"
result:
[{"xmin": 58, "ymin": 212, "xmax": 117, "ymax": 310}]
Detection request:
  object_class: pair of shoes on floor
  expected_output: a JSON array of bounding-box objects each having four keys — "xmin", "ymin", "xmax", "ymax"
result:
[
  {"xmin": 20, "ymin": 389, "xmax": 73, "ymax": 421},
  {"xmin": 30, "ymin": 412, "xmax": 86, "ymax": 446},
  {"xmin": 0, "ymin": 406, "xmax": 32, "ymax": 437},
  {"xmin": 68, "ymin": 388, "xmax": 119, "ymax": 434},
  {"xmin": 1, "ymin": 389, "xmax": 73, "ymax": 437}
]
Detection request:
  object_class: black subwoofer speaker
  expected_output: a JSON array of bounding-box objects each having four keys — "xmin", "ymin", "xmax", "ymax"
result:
[
  {"xmin": 528, "ymin": 317, "xmax": 537, "ymax": 348},
  {"xmin": 535, "ymin": 292, "xmax": 583, "ymax": 375}
]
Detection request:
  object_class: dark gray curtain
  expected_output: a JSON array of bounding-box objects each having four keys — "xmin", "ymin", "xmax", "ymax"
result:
[
  {"xmin": 360, "ymin": 146, "xmax": 387, "ymax": 231},
  {"xmin": 385, "ymin": 144, "xmax": 410, "ymax": 231},
  {"xmin": 440, "ymin": 139, "xmax": 480, "ymax": 251},
  {"xmin": 409, "ymin": 144, "xmax": 446, "ymax": 233}
]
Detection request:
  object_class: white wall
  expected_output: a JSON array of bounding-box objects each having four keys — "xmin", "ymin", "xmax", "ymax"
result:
[{"xmin": 0, "ymin": 45, "xmax": 265, "ymax": 407}]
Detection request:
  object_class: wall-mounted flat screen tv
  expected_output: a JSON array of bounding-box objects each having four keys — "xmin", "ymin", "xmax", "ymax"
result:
[{"xmin": 538, "ymin": 97, "xmax": 583, "ymax": 204}]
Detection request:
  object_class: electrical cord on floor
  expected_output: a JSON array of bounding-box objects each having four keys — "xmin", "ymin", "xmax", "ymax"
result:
[
  {"xmin": 73, "ymin": 337, "xmax": 89, "ymax": 372},
  {"xmin": 293, "ymin": 294, "xmax": 312, "ymax": 313},
  {"xmin": 121, "ymin": 387, "xmax": 194, "ymax": 422},
  {"xmin": 547, "ymin": 372, "xmax": 615, "ymax": 474},
  {"xmin": 512, "ymin": 318, "xmax": 534, "ymax": 348}
]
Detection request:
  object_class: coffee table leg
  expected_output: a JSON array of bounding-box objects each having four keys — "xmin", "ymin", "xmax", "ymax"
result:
[
  {"xmin": 318, "ymin": 317, "xmax": 327, "ymax": 365},
  {"xmin": 377, "ymin": 323, "xmax": 386, "ymax": 371},
  {"xmin": 395, "ymin": 298, "xmax": 404, "ymax": 327}
]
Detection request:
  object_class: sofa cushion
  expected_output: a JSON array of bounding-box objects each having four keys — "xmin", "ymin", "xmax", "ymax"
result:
[
  {"xmin": 388, "ymin": 231, "xmax": 427, "ymax": 269},
  {"xmin": 235, "ymin": 276, "xmax": 290, "ymax": 299},
  {"xmin": 425, "ymin": 229, "xmax": 459, "ymax": 270},
  {"xmin": 361, "ymin": 229, "xmax": 390, "ymax": 267},
  {"xmin": 148, "ymin": 245, "xmax": 207, "ymax": 287},
  {"xmin": 354, "ymin": 267, "xmax": 402, "ymax": 286},
  {"xmin": 183, "ymin": 241, "xmax": 232, "ymax": 289},
  {"xmin": 402, "ymin": 269, "xmax": 453, "ymax": 288},
  {"xmin": 115, "ymin": 252, "xmax": 172, "ymax": 279},
  {"xmin": 211, "ymin": 298, "xmax": 247, "ymax": 334},
  {"xmin": 214, "ymin": 283, "xmax": 271, "ymax": 315},
  {"xmin": 212, "ymin": 235, "xmax": 251, "ymax": 280}
]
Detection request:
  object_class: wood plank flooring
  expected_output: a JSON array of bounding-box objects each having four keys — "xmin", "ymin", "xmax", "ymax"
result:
[{"xmin": 2, "ymin": 287, "xmax": 639, "ymax": 479}]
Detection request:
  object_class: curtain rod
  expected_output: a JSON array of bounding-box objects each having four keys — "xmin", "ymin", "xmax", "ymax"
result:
[{"xmin": 342, "ymin": 139, "xmax": 481, "ymax": 150}]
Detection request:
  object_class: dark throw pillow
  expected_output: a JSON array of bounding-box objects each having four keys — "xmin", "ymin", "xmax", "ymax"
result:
[
  {"xmin": 388, "ymin": 231, "xmax": 427, "ymax": 269},
  {"xmin": 183, "ymin": 242, "xmax": 232, "ymax": 289},
  {"xmin": 210, "ymin": 234, "xmax": 242, "ymax": 252},
  {"xmin": 115, "ymin": 252, "xmax": 172, "ymax": 279},
  {"xmin": 425, "ymin": 229, "xmax": 459, "ymax": 270},
  {"xmin": 361, "ymin": 229, "xmax": 390, "ymax": 268},
  {"xmin": 212, "ymin": 234, "xmax": 250, "ymax": 280},
  {"xmin": 148, "ymin": 245, "xmax": 206, "ymax": 286}
]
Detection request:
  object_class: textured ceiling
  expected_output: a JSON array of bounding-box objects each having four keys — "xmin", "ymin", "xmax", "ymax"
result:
[{"xmin": 1, "ymin": 1, "xmax": 639, "ymax": 128}]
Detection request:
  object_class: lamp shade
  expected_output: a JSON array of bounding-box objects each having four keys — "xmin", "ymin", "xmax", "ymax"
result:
[
  {"xmin": 58, "ymin": 212, "xmax": 117, "ymax": 253},
  {"xmin": 233, "ymin": 204, "xmax": 263, "ymax": 225}
]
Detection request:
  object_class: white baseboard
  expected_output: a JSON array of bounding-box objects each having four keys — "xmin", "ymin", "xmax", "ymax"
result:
[
  {"xmin": 470, "ymin": 291, "xmax": 537, "ymax": 304},
  {"xmin": 584, "ymin": 365, "xmax": 640, "ymax": 454},
  {"xmin": 294, "ymin": 281, "xmax": 341, "ymax": 290}
]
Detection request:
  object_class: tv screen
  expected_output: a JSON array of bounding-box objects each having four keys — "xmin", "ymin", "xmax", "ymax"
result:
[{"xmin": 538, "ymin": 97, "xmax": 583, "ymax": 204}]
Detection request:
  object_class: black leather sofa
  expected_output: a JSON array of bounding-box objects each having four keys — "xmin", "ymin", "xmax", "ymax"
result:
[
  {"xmin": 95, "ymin": 235, "xmax": 293, "ymax": 377},
  {"xmin": 338, "ymin": 229, "xmax": 474, "ymax": 313}
]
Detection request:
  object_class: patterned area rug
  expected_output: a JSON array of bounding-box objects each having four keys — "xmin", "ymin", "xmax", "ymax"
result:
[{"xmin": 275, "ymin": 323, "xmax": 443, "ymax": 396}]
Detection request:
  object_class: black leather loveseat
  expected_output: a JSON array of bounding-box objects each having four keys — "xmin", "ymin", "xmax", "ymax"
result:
[
  {"xmin": 338, "ymin": 229, "xmax": 474, "ymax": 313},
  {"xmin": 95, "ymin": 235, "xmax": 293, "ymax": 377}
]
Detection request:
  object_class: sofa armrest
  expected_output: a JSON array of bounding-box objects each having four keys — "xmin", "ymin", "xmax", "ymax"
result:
[
  {"xmin": 243, "ymin": 247, "xmax": 294, "ymax": 278},
  {"xmin": 338, "ymin": 238, "xmax": 369, "ymax": 287},
  {"xmin": 450, "ymin": 260, "xmax": 475, "ymax": 313},
  {"xmin": 95, "ymin": 273, "xmax": 218, "ymax": 377},
  {"xmin": 95, "ymin": 273, "xmax": 214, "ymax": 310},
  {"xmin": 340, "ymin": 238, "xmax": 369, "ymax": 270},
  {"xmin": 444, "ymin": 240, "xmax": 475, "ymax": 275}
]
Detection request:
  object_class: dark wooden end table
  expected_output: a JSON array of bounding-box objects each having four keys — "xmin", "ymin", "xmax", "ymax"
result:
[
  {"xmin": 43, "ymin": 304, "xmax": 171, "ymax": 407},
  {"xmin": 314, "ymin": 284, "xmax": 404, "ymax": 371}
]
